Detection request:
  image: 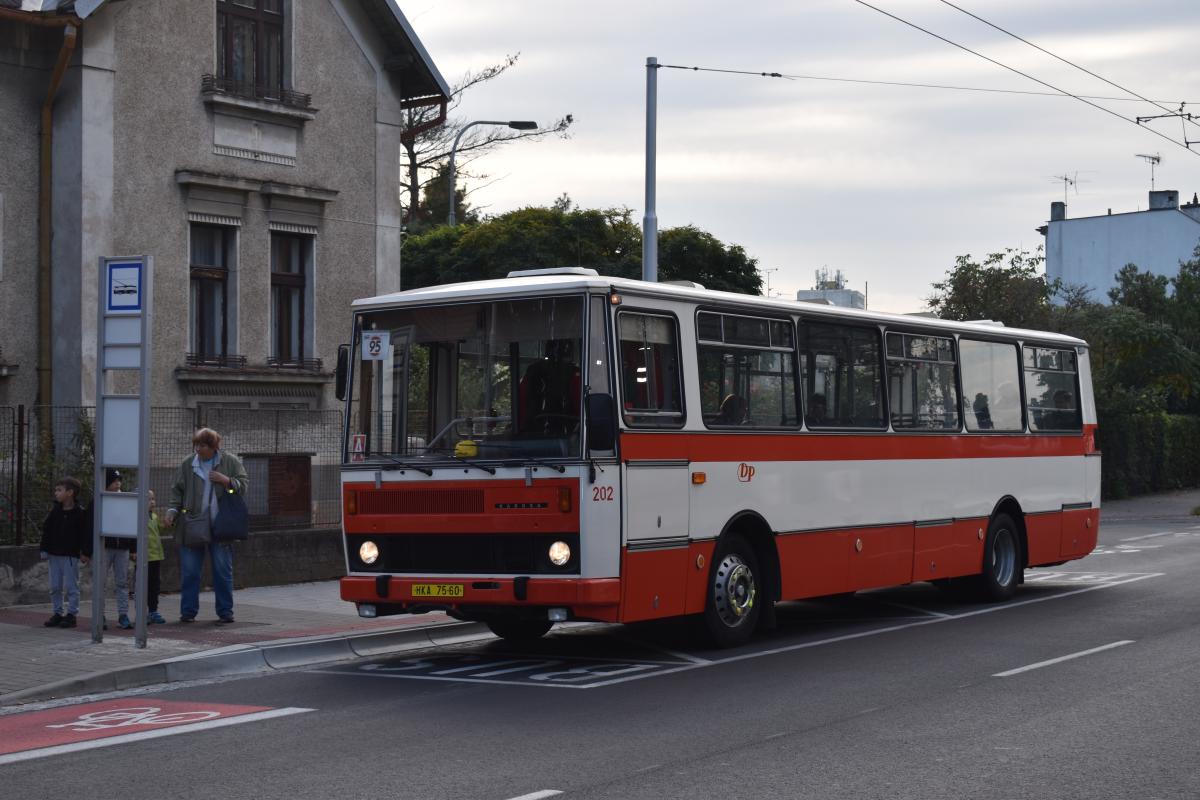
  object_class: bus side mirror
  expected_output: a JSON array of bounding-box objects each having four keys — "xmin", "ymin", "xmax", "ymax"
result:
[
  {"xmin": 586, "ymin": 392, "xmax": 616, "ymax": 452},
  {"xmin": 335, "ymin": 344, "xmax": 350, "ymax": 401}
]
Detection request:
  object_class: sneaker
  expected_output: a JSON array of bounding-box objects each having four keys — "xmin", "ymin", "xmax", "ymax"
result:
[
  {"xmin": 179, "ymin": 616, "xmax": 195, "ymax": 624},
  {"xmin": 216, "ymin": 615, "xmax": 235, "ymax": 624},
  {"xmin": 118, "ymin": 614, "xmax": 133, "ymax": 630},
  {"xmin": 148, "ymin": 612, "xmax": 166, "ymax": 624},
  {"xmin": 44, "ymin": 613, "xmax": 63, "ymax": 627},
  {"xmin": 59, "ymin": 613, "xmax": 77, "ymax": 628}
]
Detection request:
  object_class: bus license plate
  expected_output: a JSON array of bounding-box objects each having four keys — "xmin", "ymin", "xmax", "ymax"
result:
[{"xmin": 411, "ymin": 583, "xmax": 464, "ymax": 598}]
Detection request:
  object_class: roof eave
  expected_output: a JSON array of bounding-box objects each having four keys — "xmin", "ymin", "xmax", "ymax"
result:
[{"xmin": 379, "ymin": 0, "xmax": 451, "ymax": 102}]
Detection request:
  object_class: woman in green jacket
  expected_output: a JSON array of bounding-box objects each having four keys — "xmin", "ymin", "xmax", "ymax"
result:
[{"xmin": 165, "ymin": 427, "xmax": 249, "ymax": 623}]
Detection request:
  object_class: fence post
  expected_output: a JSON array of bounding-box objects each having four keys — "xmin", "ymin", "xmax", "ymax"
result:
[{"xmin": 15, "ymin": 404, "xmax": 25, "ymax": 546}]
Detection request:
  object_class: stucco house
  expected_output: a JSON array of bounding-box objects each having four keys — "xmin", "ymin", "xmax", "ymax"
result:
[{"xmin": 0, "ymin": 0, "xmax": 449, "ymax": 412}]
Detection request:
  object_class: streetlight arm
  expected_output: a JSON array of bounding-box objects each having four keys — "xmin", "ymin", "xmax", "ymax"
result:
[{"xmin": 448, "ymin": 120, "xmax": 540, "ymax": 227}]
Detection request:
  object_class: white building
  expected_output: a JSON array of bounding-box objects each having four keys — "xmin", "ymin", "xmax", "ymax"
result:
[
  {"xmin": 1041, "ymin": 190, "xmax": 1200, "ymax": 302},
  {"xmin": 796, "ymin": 268, "xmax": 866, "ymax": 309}
]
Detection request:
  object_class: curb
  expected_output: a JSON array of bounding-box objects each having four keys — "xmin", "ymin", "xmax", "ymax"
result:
[{"xmin": 0, "ymin": 619, "xmax": 494, "ymax": 707}]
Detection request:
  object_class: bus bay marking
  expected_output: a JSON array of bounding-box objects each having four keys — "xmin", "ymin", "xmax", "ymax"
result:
[{"xmin": 322, "ymin": 654, "xmax": 677, "ymax": 688}]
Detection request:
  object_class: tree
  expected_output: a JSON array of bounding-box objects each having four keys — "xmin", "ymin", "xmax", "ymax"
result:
[
  {"xmin": 1168, "ymin": 245, "xmax": 1200, "ymax": 350},
  {"xmin": 408, "ymin": 161, "xmax": 475, "ymax": 231},
  {"xmin": 400, "ymin": 54, "xmax": 573, "ymax": 234},
  {"xmin": 658, "ymin": 226, "xmax": 762, "ymax": 294},
  {"xmin": 400, "ymin": 204, "xmax": 762, "ymax": 295},
  {"xmin": 1108, "ymin": 263, "xmax": 1170, "ymax": 322},
  {"xmin": 927, "ymin": 247, "xmax": 1059, "ymax": 329}
]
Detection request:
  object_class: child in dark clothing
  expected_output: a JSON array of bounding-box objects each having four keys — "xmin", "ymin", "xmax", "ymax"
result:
[{"xmin": 39, "ymin": 477, "xmax": 92, "ymax": 628}]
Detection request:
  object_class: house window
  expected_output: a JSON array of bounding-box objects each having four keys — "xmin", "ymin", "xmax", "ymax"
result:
[
  {"xmin": 270, "ymin": 232, "xmax": 311, "ymax": 364},
  {"xmin": 190, "ymin": 224, "xmax": 236, "ymax": 360},
  {"xmin": 217, "ymin": 0, "xmax": 284, "ymax": 101}
]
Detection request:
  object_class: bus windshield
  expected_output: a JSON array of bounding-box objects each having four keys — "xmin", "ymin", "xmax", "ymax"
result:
[{"xmin": 345, "ymin": 296, "xmax": 585, "ymax": 463}]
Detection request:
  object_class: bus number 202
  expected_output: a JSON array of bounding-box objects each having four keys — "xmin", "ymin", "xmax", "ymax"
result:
[{"xmin": 592, "ymin": 486, "xmax": 614, "ymax": 502}]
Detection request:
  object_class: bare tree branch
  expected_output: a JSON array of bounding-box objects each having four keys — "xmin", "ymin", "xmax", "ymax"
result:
[{"xmin": 401, "ymin": 52, "xmax": 574, "ymax": 232}]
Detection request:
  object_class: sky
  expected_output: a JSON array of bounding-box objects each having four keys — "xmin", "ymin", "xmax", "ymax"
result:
[{"xmin": 405, "ymin": 0, "xmax": 1200, "ymax": 313}]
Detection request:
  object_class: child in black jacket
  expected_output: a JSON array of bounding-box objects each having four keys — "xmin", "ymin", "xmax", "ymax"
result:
[{"xmin": 39, "ymin": 477, "xmax": 92, "ymax": 628}]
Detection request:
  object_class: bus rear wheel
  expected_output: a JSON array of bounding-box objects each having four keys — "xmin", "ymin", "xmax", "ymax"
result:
[
  {"xmin": 486, "ymin": 619, "xmax": 553, "ymax": 641},
  {"xmin": 976, "ymin": 513, "xmax": 1021, "ymax": 602},
  {"xmin": 702, "ymin": 534, "xmax": 762, "ymax": 648}
]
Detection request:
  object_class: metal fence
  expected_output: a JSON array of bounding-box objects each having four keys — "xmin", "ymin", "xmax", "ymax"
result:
[{"xmin": 0, "ymin": 405, "xmax": 345, "ymax": 546}]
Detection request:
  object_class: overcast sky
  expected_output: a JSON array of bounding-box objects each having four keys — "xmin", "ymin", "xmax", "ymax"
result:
[{"xmin": 408, "ymin": 0, "xmax": 1200, "ymax": 313}]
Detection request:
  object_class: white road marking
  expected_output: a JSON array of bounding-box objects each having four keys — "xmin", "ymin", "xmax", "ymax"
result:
[
  {"xmin": 992, "ymin": 640, "xmax": 1135, "ymax": 677},
  {"xmin": 0, "ymin": 707, "xmax": 312, "ymax": 766},
  {"xmin": 617, "ymin": 636, "xmax": 712, "ymax": 665},
  {"xmin": 431, "ymin": 659, "xmax": 525, "ymax": 675},
  {"xmin": 473, "ymin": 660, "xmax": 563, "ymax": 677},
  {"xmin": 504, "ymin": 791, "xmax": 562, "ymax": 800},
  {"xmin": 1120, "ymin": 531, "xmax": 1176, "ymax": 541},
  {"xmin": 579, "ymin": 573, "xmax": 1162, "ymax": 689}
]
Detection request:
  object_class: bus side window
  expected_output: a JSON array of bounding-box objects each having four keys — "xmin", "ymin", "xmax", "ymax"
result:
[
  {"xmin": 618, "ymin": 312, "xmax": 685, "ymax": 428},
  {"xmin": 799, "ymin": 321, "xmax": 886, "ymax": 429},
  {"xmin": 1024, "ymin": 346, "xmax": 1082, "ymax": 432}
]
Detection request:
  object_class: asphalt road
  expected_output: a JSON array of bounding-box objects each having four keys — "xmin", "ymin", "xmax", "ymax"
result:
[{"xmin": 4, "ymin": 512, "xmax": 1199, "ymax": 800}]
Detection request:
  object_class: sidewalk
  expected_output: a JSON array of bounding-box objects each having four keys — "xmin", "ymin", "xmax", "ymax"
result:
[{"xmin": 0, "ymin": 580, "xmax": 488, "ymax": 707}]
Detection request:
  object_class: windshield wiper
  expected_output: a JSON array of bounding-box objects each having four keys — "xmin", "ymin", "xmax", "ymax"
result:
[
  {"xmin": 364, "ymin": 452, "xmax": 433, "ymax": 476},
  {"xmin": 449, "ymin": 456, "xmax": 495, "ymax": 475}
]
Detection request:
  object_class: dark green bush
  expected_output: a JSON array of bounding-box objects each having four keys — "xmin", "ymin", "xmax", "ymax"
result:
[{"xmin": 1101, "ymin": 413, "xmax": 1200, "ymax": 499}]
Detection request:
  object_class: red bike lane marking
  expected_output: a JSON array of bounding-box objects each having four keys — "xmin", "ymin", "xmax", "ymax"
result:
[{"xmin": 0, "ymin": 700, "xmax": 275, "ymax": 757}]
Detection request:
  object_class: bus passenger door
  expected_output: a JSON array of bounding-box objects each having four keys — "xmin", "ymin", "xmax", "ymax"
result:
[{"xmin": 621, "ymin": 461, "xmax": 691, "ymax": 621}]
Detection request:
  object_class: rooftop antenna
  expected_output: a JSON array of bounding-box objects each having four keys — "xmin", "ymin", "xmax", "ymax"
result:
[
  {"xmin": 763, "ymin": 267, "xmax": 778, "ymax": 298},
  {"xmin": 1136, "ymin": 153, "xmax": 1162, "ymax": 190},
  {"xmin": 1049, "ymin": 172, "xmax": 1087, "ymax": 206}
]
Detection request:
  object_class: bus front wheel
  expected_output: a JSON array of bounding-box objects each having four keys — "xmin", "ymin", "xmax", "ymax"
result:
[
  {"xmin": 702, "ymin": 534, "xmax": 762, "ymax": 647},
  {"xmin": 486, "ymin": 619, "xmax": 553, "ymax": 641},
  {"xmin": 977, "ymin": 513, "xmax": 1021, "ymax": 602}
]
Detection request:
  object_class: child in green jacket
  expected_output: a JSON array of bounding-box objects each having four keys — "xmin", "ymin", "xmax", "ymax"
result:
[{"xmin": 132, "ymin": 490, "xmax": 167, "ymax": 624}]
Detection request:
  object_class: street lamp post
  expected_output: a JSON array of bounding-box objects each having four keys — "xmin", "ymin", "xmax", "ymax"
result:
[{"xmin": 448, "ymin": 119, "xmax": 538, "ymax": 226}]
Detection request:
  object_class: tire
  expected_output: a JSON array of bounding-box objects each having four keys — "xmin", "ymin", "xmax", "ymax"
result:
[
  {"xmin": 486, "ymin": 619, "xmax": 553, "ymax": 642},
  {"xmin": 702, "ymin": 534, "xmax": 762, "ymax": 648},
  {"xmin": 976, "ymin": 513, "xmax": 1022, "ymax": 602}
]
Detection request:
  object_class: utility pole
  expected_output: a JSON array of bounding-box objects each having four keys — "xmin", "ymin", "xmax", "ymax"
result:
[{"xmin": 642, "ymin": 57, "xmax": 658, "ymax": 282}]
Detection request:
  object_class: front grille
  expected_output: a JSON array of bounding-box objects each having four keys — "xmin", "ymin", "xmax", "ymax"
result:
[
  {"xmin": 358, "ymin": 489, "xmax": 485, "ymax": 515},
  {"xmin": 346, "ymin": 533, "xmax": 580, "ymax": 575}
]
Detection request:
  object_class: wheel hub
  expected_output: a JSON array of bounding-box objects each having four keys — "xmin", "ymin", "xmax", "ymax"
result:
[{"xmin": 713, "ymin": 555, "xmax": 756, "ymax": 628}]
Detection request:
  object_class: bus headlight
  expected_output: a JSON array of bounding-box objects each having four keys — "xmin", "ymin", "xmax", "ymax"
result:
[
  {"xmin": 359, "ymin": 540, "xmax": 380, "ymax": 565},
  {"xmin": 548, "ymin": 540, "xmax": 571, "ymax": 566}
]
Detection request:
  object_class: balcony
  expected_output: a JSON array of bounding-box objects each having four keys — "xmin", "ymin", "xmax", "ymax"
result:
[
  {"xmin": 267, "ymin": 357, "xmax": 324, "ymax": 371},
  {"xmin": 185, "ymin": 353, "xmax": 248, "ymax": 369},
  {"xmin": 201, "ymin": 74, "xmax": 312, "ymax": 111}
]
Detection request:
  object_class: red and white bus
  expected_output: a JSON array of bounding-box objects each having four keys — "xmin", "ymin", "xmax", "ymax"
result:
[{"xmin": 337, "ymin": 268, "xmax": 1099, "ymax": 646}]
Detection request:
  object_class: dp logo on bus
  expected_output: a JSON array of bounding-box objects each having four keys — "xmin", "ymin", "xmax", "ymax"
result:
[{"xmin": 737, "ymin": 463, "xmax": 756, "ymax": 482}]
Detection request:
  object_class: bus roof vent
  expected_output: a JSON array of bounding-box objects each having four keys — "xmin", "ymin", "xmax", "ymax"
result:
[
  {"xmin": 966, "ymin": 319, "xmax": 1006, "ymax": 327},
  {"xmin": 506, "ymin": 267, "xmax": 600, "ymax": 279},
  {"xmin": 662, "ymin": 280, "xmax": 706, "ymax": 290}
]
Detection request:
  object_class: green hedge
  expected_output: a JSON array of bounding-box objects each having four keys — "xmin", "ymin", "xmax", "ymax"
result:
[{"xmin": 1100, "ymin": 413, "xmax": 1200, "ymax": 499}]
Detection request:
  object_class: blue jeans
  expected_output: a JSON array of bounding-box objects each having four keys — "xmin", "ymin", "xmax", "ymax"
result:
[
  {"xmin": 48, "ymin": 555, "xmax": 80, "ymax": 615},
  {"xmin": 101, "ymin": 547, "xmax": 130, "ymax": 617},
  {"xmin": 179, "ymin": 542, "xmax": 234, "ymax": 620}
]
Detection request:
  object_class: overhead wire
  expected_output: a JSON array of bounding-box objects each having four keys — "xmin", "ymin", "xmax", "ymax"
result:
[
  {"xmin": 934, "ymin": 0, "xmax": 1200, "ymax": 133},
  {"xmin": 658, "ymin": 63, "xmax": 1195, "ymax": 104},
  {"xmin": 850, "ymin": 0, "xmax": 1200, "ymax": 157}
]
